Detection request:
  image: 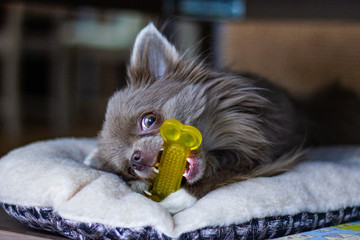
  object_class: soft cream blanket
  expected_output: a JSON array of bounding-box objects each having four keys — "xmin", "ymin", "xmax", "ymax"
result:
[{"xmin": 0, "ymin": 138, "xmax": 359, "ymax": 238}]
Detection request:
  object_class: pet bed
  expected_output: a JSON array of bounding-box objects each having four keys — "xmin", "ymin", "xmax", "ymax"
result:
[{"xmin": 0, "ymin": 138, "xmax": 359, "ymax": 239}]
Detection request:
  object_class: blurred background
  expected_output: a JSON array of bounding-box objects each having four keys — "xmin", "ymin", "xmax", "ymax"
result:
[{"xmin": 1, "ymin": 0, "xmax": 360, "ymax": 155}]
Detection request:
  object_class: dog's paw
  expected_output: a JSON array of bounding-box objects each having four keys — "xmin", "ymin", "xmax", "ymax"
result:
[{"xmin": 159, "ymin": 188, "xmax": 197, "ymax": 214}]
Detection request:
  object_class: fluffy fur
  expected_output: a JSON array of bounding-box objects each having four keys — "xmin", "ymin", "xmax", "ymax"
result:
[{"xmin": 97, "ymin": 23, "xmax": 360, "ymax": 213}]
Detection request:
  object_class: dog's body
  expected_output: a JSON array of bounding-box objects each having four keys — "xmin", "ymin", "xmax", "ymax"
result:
[{"xmin": 96, "ymin": 24, "xmax": 360, "ymax": 213}]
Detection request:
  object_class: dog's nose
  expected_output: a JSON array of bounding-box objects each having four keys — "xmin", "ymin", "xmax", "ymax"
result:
[
  {"xmin": 130, "ymin": 151, "xmax": 146, "ymax": 171},
  {"xmin": 131, "ymin": 151, "xmax": 142, "ymax": 163}
]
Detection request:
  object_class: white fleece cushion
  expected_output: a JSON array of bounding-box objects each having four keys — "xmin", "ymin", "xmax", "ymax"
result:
[{"xmin": 0, "ymin": 138, "xmax": 360, "ymax": 238}]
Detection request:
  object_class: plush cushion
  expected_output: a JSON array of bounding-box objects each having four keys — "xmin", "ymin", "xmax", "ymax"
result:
[{"xmin": 0, "ymin": 138, "xmax": 360, "ymax": 239}]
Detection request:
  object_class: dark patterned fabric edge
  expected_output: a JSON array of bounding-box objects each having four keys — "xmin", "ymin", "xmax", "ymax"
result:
[
  {"xmin": 0, "ymin": 202, "xmax": 171, "ymax": 240},
  {"xmin": 1, "ymin": 202, "xmax": 360, "ymax": 240},
  {"xmin": 179, "ymin": 206, "xmax": 360, "ymax": 240}
]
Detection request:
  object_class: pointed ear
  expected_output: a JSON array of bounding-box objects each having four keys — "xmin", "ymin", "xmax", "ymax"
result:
[{"xmin": 129, "ymin": 23, "xmax": 179, "ymax": 82}]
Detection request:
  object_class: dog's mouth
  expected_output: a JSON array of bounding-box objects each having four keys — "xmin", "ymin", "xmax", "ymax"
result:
[
  {"xmin": 152, "ymin": 148, "xmax": 200, "ymax": 182},
  {"xmin": 183, "ymin": 153, "xmax": 200, "ymax": 181}
]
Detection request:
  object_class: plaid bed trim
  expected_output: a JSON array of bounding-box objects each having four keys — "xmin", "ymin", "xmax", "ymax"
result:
[{"xmin": 2, "ymin": 203, "xmax": 360, "ymax": 240}]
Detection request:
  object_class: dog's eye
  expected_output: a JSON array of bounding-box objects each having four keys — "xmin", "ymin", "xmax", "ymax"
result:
[
  {"xmin": 141, "ymin": 113, "xmax": 156, "ymax": 130},
  {"xmin": 138, "ymin": 111, "xmax": 163, "ymax": 135}
]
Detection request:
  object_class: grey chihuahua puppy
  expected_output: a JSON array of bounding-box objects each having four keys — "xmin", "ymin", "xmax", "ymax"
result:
[{"xmin": 95, "ymin": 23, "xmax": 351, "ymax": 213}]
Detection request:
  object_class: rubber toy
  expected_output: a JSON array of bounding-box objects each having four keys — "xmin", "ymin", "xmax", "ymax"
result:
[{"xmin": 145, "ymin": 119, "xmax": 202, "ymax": 202}]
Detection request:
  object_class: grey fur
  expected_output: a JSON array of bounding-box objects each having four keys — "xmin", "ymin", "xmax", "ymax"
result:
[{"xmin": 97, "ymin": 23, "xmax": 308, "ymax": 198}]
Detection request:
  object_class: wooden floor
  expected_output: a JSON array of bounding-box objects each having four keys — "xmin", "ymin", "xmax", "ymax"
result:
[{"xmin": 0, "ymin": 207, "xmax": 68, "ymax": 240}]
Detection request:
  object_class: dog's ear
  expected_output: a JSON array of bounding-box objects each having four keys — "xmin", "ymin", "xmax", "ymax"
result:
[{"xmin": 128, "ymin": 23, "xmax": 179, "ymax": 85}]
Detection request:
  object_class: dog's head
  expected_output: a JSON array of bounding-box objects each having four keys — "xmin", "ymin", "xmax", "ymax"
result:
[
  {"xmin": 98, "ymin": 24, "xmax": 209, "ymax": 186},
  {"xmin": 98, "ymin": 24, "xmax": 272, "ymax": 192}
]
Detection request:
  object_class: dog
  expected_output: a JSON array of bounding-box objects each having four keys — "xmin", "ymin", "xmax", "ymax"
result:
[{"xmin": 95, "ymin": 23, "xmax": 360, "ymax": 214}]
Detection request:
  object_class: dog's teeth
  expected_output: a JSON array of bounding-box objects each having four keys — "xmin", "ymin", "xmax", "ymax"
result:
[
  {"xmin": 160, "ymin": 147, "xmax": 164, "ymax": 151},
  {"xmin": 183, "ymin": 172, "xmax": 188, "ymax": 177},
  {"xmin": 152, "ymin": 167, "xmax": 159, "ymax": 173},
  {"xmin": 155, "ymin": 162, "xmax": 159, "ymax": 167},
  {"xmin": 186, "ymin": 158, "xmax": 191, "ymax": 163},
  {"xmin": 144, "ymin": 190, "xmax": 152, "ymax": 196}
]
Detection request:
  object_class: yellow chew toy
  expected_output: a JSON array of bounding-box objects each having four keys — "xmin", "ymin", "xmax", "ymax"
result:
[{"xmin": 146, "ymin": 119, "xmax": 202, "ymax": 202}]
